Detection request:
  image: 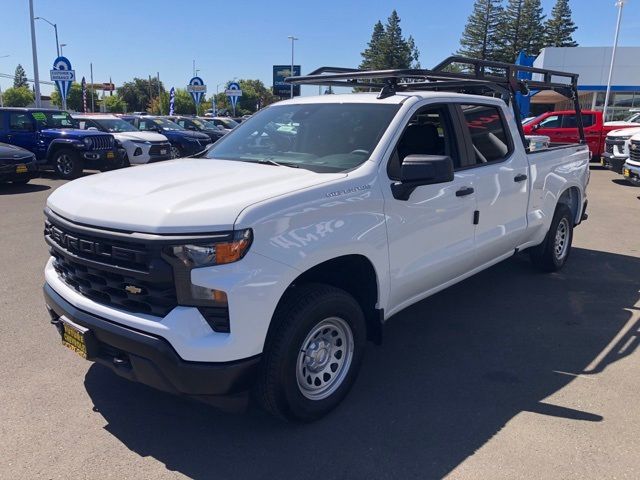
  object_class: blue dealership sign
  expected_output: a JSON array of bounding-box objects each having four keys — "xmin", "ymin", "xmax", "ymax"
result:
[
  {"xmin": 50, "ymin": 56, "xmax": 75, "ymax": 106},
  {"xmin": 273, "ymin": 65, "xmax": 300, "ymax": 98},
  {"xmin": 225, "ymin": 82, "xmax": 242, "ymax": 115},
  {"xmin": 187, "ymin": 76, "xmax": 206, "ymax": 107}
]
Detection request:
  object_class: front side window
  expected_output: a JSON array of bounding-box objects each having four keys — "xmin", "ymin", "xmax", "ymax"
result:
[
  {"xmin": 539, "ymin": 115, "xmax": 561, "ymax": 128},
  {"xmin": 461, "ymin": 104, "xmax": 511, "ymax": 164},
  {"xmin": 206, "ymin": 103, "xmax": 400, "ymax": 172},
  {"xmin": 388, "ymin": 106, "xmax": 457, "ymax": 180}
]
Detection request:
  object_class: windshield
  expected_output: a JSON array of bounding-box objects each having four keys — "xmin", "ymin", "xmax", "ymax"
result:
[
  {"xmin": 152, "ymin": 118, "xmax": 184, "ymax": 130},
  {"xmin": 205, "ymin": 103, "xmax": 400, "ymax": 172},
  {"xmin": 623, "ymin": 112, "xmax": 640, "ymax": 123},
  {"xmin": 31, "ymin": 111, "xmax": 75, "ymax": 129},
  {"xmin": 190, "ymin": 118, "xmax": 211, "ymax": 129},
  {"xmin": 213, "ymin": 118, "xmax": 239, "ymax": 129},
  {"xmin": 93, "ymin": 118, "xmax": 139, "ymax": 132}
]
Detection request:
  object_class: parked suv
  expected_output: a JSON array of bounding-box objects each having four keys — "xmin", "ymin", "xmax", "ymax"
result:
[
  {"xmin": 165, "ymin": 116, "xmax": 225, "ymax": 144},
  {"xmin": 121, "ymin": 115, "xmax": 211, "ymax": 158},
  {"xmin": 0, "ymin": 108, "xmax": 118, "ymax": 179},
  {"xmin": 73, "ymin": 114, "xmax": 172, "ymax": 166}
]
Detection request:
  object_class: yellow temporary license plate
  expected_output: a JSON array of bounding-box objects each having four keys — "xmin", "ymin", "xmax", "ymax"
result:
[
  {"xmin": 601, "ymin": 158, "xmax": 605, "ymax": 166},
  {"xmin": 61, "ymin": 318, "xmax": 89, "ymax": 359},
  {"xmin": 106, "ymin": 151, "xmax": 115, "ymax": 159},
  {"xmin": 624, "ymin": 168, "xmax": 631, "ymax": 177},
  {"xmin": 15, "ymin": 164, "xmax": 28, "ymax": 173}
]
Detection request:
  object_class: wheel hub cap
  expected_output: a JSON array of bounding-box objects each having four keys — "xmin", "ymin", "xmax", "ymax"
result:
[
  {"xmin": 296, "ymin": 317, "xmax": 354, "ymax": 401},
  {"xmin": 554, "ymin": 218, "xmax": 569, "ymax": 259}
]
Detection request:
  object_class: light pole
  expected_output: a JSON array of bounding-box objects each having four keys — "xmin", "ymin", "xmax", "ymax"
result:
[
  {"xmin": 28, "ymin": 0, "xmax": 42, "ymax": 107},
  {"xmin": 287, "ymin": 35, "xmax": 298, "ymax": 99},
  {"xmin": 603, "ymin": 0, "xmax": 626, "ymax": 122},
  {"xmin": 59, "ymin": 43, "xmax": 67, "ymax": 56},
  {"xmin": 34, "ymin": 16, "xmax": 60, "ymax": 57}
]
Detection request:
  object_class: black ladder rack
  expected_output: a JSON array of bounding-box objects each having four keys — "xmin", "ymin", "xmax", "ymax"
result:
[{"xmin": 285, "ymin": 55, "xmax": 585, "ymax": 144}]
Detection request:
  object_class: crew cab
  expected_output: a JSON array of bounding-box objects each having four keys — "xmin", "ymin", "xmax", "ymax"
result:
[
  {"xmin": 164, "ymin": 116, "xmax": 225, "ymax": 144},
  {"xmin": 121, "ymin": 115, "xmax": 211, "ymax": 159},
  {"xmin": 73, "ymin": 114, "xmax": 172, "ymax": 166},
  {"xmin": 523, "ymin": 109, "xmax": 640, "ymax": 159},
  {"xmin": 43, "ymin": 57, "xmax": 590, "ymax": 422},
  {"xmin": 0, "ymin": 108, "xmax": 118, "ymax": 179},
  {"xmin": 601, "ymin": 126, "xmax": 640, "ymax": 173}
]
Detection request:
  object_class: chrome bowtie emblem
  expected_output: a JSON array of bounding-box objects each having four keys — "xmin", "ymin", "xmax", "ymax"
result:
[{"xmin": 124, "ymin": 285, "xmax": 143, "ymax": 295}]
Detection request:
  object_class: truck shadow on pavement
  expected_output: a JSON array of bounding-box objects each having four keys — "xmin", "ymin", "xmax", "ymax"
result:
[
  {"xmin": 84, "ymin": 247, "xmax": 640, "ymax": 480},
  {"xmin": 0, "ymin": 182, "xmax": 51, "ymax": 195}
]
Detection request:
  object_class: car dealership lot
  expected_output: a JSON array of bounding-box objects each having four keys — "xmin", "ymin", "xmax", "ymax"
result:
[{"xmin": 1, "ymin": 168, "xmax": 639, "ymax": 480}]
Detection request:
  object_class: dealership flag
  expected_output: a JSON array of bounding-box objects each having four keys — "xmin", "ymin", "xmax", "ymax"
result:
[
  {"xmin": 81, "ymin": 77, "xmax": 87, "ymax": 113},
  {"xmin": 169, "ymin": 87, "xmax": 175, "ymax": 115}
]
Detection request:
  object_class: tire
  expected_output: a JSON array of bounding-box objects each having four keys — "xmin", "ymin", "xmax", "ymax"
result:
[
  {"xmin": 52, "ymin": 149, "xmax": 83, "ymax": 179},
  {"xmin": 170, "ymin": 145, "xmax": 183, "ymax": 159},
  {"xmin": 255, "ymin": 283, "xmax": 367, "ymax": 422},
  {"xmin": 530, "ymin": 203, "xmax": 574, "ymax": 272}
]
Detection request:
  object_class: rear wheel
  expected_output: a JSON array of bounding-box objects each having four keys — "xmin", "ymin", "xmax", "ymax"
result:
[
  {"xmin": 530, "ymin": 204, "xmax": 574, "ymax": 272},
  {"xmin": 53, "ymin": 149, "xmax": 83, "ymax": 179},
  {"xmin": 255, "ymin": 284, "xmax": 366, "ymax": 422}
]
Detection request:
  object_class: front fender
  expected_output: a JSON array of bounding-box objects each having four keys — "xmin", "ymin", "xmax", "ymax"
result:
[{"xmin": 46, "ymin": 138, "xmax": 83, "ymax": 158}]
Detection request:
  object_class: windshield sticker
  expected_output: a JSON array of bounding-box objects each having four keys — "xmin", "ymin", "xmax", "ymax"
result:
[{"xmin": 32, "ymin": 112, "xmax": 46, "ymax": 121}]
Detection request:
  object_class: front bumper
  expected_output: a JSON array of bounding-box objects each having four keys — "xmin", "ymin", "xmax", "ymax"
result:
[
  {"xmin": 623, "ymin": 162, "xmax": 640, "ymax": 185},
  {"xmin": 81, "ymin": 149, "xmax": 121, "ymax": 166},
  {"xmin": 44, "ymin": 283, "xmax": 261, "ymax": 405},
  {"xmin": 0, "ymin": 158, "xmax": 38, "ymax": 181},
  {"xmin": 601, "ymin": 152, "xmax": 627, "ymax": 174}
]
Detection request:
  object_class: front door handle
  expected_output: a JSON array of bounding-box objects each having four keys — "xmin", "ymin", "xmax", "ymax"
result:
[
  {"xmin": 514, "ymin": 174, "xmax": 528, "ymax": 182},
  {"xmin": 456, "ymin": 186, "xmax": 474, "ymax": 197}
]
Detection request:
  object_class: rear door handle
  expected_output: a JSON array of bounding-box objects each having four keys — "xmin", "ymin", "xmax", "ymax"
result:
[
  {"xmin": 455, "ymin": 186, "xmax": 474, "ymax": 197},
  {"xmin": 514, "ymin": 174, "xmax": 528, "ymax": 182}
]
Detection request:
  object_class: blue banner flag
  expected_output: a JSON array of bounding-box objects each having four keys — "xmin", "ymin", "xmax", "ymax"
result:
[{"xmin": 169, "ymin": 87, "xmax": 175, "ymax": 115}]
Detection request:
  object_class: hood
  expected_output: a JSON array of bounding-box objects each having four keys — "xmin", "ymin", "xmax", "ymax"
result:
[
  {"xmin": 46, "ymin": 158, "xmax": 345, "ymax": 233},
  {"xmin": 607, "ymin": 127, "xmax": 640, "ymax": 138},
  {"xmin": 112, "ymin": 131, "xmax": 168, "ymax": 142},
  {"xmin": 605, "ymin": 121, "xmax": 640, "ymax": 127},
  {"xmin": 0, "ymin": 142, "xmax": 33, "ymax": 159},
  {"xmin": 41, "ymin": 128, "xmax": 112, "ymax": 138}
]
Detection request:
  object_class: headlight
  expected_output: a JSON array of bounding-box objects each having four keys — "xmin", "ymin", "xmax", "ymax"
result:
[
  {"xmin": 82, "ymin": 137, "xmax": 93, "ymax": 148},
  {"xmin": 164, "ymin": 229, "xmax": 253, "ymax": 267}
]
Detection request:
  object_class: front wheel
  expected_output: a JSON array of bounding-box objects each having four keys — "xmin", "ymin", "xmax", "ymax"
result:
[
  {"xmin": 255, "ymin": 284, "xmax": 367, "ymax": 422},
  {"xmin": 170, "ymin": 145, "xmax": 183, "ymax": 159},
  {"xmin": 53, "ymin": 149, "xmax": 83, "ymax": 179},
  {"xmin": 530, "ymin": 204, "xmax": 574, "ymax": 272}
]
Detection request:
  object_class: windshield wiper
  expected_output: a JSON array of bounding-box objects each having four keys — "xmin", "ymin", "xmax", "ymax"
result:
[{"xmin": 255, "ymin": 158, "xmax": 299, "ymax": 168}]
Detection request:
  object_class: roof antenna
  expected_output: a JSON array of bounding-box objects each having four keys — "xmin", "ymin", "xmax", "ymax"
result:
[{"xmin": 377, "ymin": 79, "xmax": 397, "ymax": 99}]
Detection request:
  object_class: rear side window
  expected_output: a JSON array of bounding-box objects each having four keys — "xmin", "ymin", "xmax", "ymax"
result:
[
  {"xmin": 460, "ymin": 104, "xmax": 511, "ymax": 164},
  {"xmin": 9, "ymin": 113, "xmax": 33, "ymax": 131},
  {"xmin": 561, "ymin": 114, "xmax": 594, "ymax": 128}
]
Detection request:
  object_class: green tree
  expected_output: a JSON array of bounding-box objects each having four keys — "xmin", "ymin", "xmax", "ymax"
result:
[
  {"xmin": 457, "ymin": 0, "xmax": 504, "ymax": 61},
  {"xmin": 51, "ymin": 82, "xmax": 99, "ymax": 112},
  {"xmin": 118, "ymin": 77, "xmax": 165, "ymax": 112},
  {"xmin": 2, "ymin": 86, "xmax": 34, "ymax": 107},
  {"xmin": 13, "ymin": 64, "xmax": 28, "ymax": 88},
  {"xmin": 213, "ymin": 79, "xmax": 276, "ymax": 116},
  {"xmin": 543, "ymin": 0, "xmax": 578, "ymax": 47},
  {"xmin": 103, "ymin": 94, "xmax": 128, "ymax": 113},
  {"xmin": 520, "ymin": 0, "xmax": 546, "ymax": 57},
  {"xmin": 359, "ymin": 10, "xmax": 420, "ymax": 70},
  {"xmin": 496, "ymin": 0, "xmax": 545, "ymax": 62}
]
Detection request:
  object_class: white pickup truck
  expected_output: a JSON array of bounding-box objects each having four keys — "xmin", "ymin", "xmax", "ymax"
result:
[{"xmin": 43, "ymin": 58, "xmax": 590, "ymax": 422}]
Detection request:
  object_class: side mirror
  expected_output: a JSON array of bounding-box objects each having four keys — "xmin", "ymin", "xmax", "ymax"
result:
[
  {"xmin": 532, "ymin": 123, "xmax": 540, "ymax": 131},
  {"xmin": 391, "ymin": 154, "xmax": 454, "ymax": 200}
]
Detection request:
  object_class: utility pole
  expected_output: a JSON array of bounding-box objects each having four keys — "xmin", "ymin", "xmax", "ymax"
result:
[
  {"xmin": 288, "ymin": 35, "xmax": 298, "ymax": 99},
  {"xmin": 28, "ymin": 0, "xmax": 42, "ymax": 107},
  {"xmin": 90, "ymin": 62, "xmax": 94, "ymax": 112},
  {"xmin": 157, "ymin": 72, "xmax": 161, "ymax": 114},
  {"xmin": 603, "ymin": 0, "xmax": 626, "ymax": 122}
]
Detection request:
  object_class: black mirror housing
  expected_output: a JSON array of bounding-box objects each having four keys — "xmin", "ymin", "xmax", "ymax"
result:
[{"xmin": 392, "ymin": 154, "xmax": 454, "ymax": 200}]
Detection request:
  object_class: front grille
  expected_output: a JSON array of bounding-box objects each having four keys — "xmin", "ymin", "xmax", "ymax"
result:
[
  {"xmin": 51, "ymin": 251, "xmax": 177, "ymax": 317},
  {"xmin": 630, "ymin": 141, "xmax": 640, "ymax": 162},
  {"xmin": 605, "ymin": 138, "xmax": 624, "ymax": 154},
  {"xmin": 45, "ymin": 217, "xmax": 177, "ymax": 317},
  {"xmin": 149, "ymin": 142, "xmax": 171, "ymax": 156},
  {"xmin": 89, "ymin": 135, "xmax": 114, "ymax": 150}
]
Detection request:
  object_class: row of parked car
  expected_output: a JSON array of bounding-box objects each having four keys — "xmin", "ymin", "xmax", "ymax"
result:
[{"xmin": 0, "ymin": 107, "xmax": 241, "ymax": 183}]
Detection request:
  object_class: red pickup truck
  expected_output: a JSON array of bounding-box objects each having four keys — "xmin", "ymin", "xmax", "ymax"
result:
[{"xmin": 522, "ymin": 110, "xmax": 640, "ymax": 158}]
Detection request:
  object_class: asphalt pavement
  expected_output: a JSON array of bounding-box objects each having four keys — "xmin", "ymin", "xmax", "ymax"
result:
[{"xmin": 0, "ymin": 167, "xmax": 639, "ymax": 480}]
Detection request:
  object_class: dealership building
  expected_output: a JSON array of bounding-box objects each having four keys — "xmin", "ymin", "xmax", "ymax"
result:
[{"xmin": 530, "ymin": 46, "xmax": 640, "ymax": 120}]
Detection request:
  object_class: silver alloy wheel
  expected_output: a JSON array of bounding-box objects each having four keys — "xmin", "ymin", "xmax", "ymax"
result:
[
  {"xmin": 296, "ymin": 316, "xmax": 354, "ymax": 401},
  {"xmin": 56, "ymin": 153, "xmax": 73, "ymax": 176},
  {"xmin": 554, "ymin": 217, "xmax": 570, "ymax": 260},
  {"xmin": 170, "ymin": 146, "xmax": 180, "ymax": 159}
]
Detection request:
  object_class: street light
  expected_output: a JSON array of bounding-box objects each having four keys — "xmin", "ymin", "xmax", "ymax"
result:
[
  {"xmin": 28, "ymin": 0, "xmax": 42, "ymax": 107},
  {"xmin": 287, "ymin": 35, "xmax": 298, "ymax": 99},
  {"xmin": 603, "ymin": 0, "xmax": 626, "ymax": 122},
  {"xmin": 34, "ymin": 16, "xmax": 60, "ymax": 57},
  {"xmin": 59, "ymin": 43, "xmax": 68, "ymax": 56}
]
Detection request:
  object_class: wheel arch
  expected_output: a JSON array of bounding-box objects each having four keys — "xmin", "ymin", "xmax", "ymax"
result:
[
  {"xmin": 267, "ymin": 254, "xmax": 383, "ymax": 347},
  {"xmin": 557, "ymin": 186, "xmax": 582, "ymax": 224},
  {"xmin": 46, "ymin": 139, "xmax": 79, "ymax": 160}
]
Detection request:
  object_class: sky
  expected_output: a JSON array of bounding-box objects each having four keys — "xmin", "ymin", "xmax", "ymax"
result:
[{"xmin": 2, "ymin": 0, "xmax": 640, "ymax": 99}]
